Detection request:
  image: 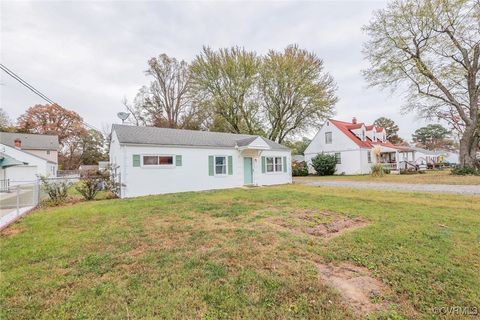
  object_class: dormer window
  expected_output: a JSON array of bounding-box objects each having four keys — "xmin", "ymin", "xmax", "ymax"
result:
[{"xmin": 362, "ymin": 131, "xmax": 365, "ymax": 141}]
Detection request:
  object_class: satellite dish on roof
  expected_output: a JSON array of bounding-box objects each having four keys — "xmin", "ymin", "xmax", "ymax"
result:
[{"xmin": 117, "ymin": 112, "xmax": 130, "ymax": 123}]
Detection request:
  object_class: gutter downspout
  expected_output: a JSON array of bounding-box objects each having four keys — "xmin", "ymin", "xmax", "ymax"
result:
[{"xmin": 121, "ymin": 144, "xmax": 127, "ymax": 198}]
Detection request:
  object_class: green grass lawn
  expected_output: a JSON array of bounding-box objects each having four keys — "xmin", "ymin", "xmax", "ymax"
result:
[
  {"xmin": 1, "ymin": 185, "xmax": 479, "ymax": 319},
  {"xmin": 295, "ymin": 170, "xmax": 480, "ymax": 185}
]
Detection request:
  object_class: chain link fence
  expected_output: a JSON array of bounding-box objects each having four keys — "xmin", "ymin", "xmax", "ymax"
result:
[
  {"xmin": 0, "ymin": 177, "xmax": 78, "ymax": 229},
  {"xmin": 0, "ymin": 181, "xmax": 40, "ymax": 229},
  {"xmin": 1, "ymin": 172, "xmax": 120, "ymax": 230}
]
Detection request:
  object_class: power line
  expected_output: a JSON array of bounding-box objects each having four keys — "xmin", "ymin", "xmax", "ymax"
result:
[
  {"xmin": 0, "ymin": 64, "xmax": 55, "ymax": 104},
  {"xmin": 0, "ymin": 63, "xmax": 101, "ymax": 132}
]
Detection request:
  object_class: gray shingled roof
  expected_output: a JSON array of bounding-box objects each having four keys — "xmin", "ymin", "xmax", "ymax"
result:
[
  {"xmin": 112, "ymin": 124, "xmax": 289, "ymax": 150},
  {"xmin": 0, "ymin": 132, "xmax": 59, "ymax": 150},
  {"xmin": 410, "ymin": 147, "xmax": 447, "ymax": 155}
]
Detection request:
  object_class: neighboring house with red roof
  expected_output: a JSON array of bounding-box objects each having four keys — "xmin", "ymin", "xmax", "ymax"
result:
[{"xmin": 304, "ymin": 118, "xmax": 416, "ymax": 175}]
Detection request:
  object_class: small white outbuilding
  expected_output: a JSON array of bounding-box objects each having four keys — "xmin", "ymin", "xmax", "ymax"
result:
[{"xmin": 109, "ymin": 125, "xmax": 292, "ymax": 198}]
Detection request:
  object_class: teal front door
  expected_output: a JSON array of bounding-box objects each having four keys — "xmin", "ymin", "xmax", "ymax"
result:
[{"xmin": 243, "ymin": 157, "xmax": 253, "ymax": 185}]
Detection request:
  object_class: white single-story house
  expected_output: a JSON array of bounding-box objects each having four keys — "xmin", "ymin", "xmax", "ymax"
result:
[
  {"xmin": 304, "ymin": 118, "xmax": 417, "ymax": 175},
  {"xmin": 109, "ymin": 124, "xmax": 292, "ymax": 198},
  {"xmin": 412, "ymin": 147, "xmax": 459, "ymax": 165},
  {"xmin": 442, "ymin": 150, "xmax": 460, "ymax": 164},
  {"xmin": 0, "ymin": 132, "xmax": 58, "ymax": 186}
]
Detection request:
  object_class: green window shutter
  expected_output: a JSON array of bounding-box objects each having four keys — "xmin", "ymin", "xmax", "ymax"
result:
[
  {"xmin": 228, "ymin": 156, "xmax": 233, "ymax": 175},
  {"xmin": 283, "ymin": 156, "xmax": 287, "ymax": 173},
  {"xmin": 175, "ymin": 155, "xmax": 182, "ymax": 166},
  {"xmin": 208, "ymin": 156, "xmax": 214, "ymax": 176},
  {"xmin": 261, "ymin": 156, "xmax": 266, "ymax": 173},
  {"xmin": 132, "ymin": 154, "xmax": 140, "ymax": 167}
]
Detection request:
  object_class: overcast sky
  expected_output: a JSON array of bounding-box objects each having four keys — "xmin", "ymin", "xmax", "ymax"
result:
[{"xmin": 1, "ymin": 0, "xmax": 430, "ymax": 140}]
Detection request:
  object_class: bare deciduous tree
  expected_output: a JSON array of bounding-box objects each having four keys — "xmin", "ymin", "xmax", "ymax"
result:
[
  {"xmin": 128, "ymin": 54, "xmax": 199, "ymax": 129},
  {"xmin": 363, "ymin": 0, "xmax": 480, "ymax": 167}
]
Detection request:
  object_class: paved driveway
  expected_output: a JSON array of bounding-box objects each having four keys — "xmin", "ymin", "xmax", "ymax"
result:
[{"xmin": 295, "ymin": 179, "xmax": 480, "ymax": 195}]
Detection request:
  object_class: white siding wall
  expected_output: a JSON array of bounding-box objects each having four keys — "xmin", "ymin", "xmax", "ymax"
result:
[
  {"xmin": 304, "ymin": 121, "xmax": 372, "ymax": 175},
  {"xmin": 256, "ymin": 150, "xmax": 293, "ymax": 186},
  {"xmin": 109, "ymin": 132, "xmax": 291, "ymax": 198},
  {"xmin": 25, "ymin": 149, "xmax": 58, "ymax": 163},
  {"xmin": 2, "ymin": 166, "xmax": 38, "ymax": 185},
  {"xmin": 444, "ymin": 152, "xmax": 459, "ymax": 164},
  {"xmin": 359, "ymin": 148, "xmax": 376, "ymax": 173},
  {"xmin": 375, "ymin": 129, "xmax": 386, "ymax": 142}
]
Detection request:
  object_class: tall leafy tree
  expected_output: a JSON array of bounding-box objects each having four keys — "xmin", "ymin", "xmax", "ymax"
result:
[
  {"xmin": 412, "ymin": 124, "xmax": 454, "ymax": 150},
  {"xmin": 373, "ymin": 117, "xmax": 403, "ymax": 144},
  {"xmin": 363, "ymin": 0, "xmax": 479, "ymax": 167},
  {"xmin": 259, "ymin": 45, "xmax": 337, "ymax": 143},
  {"xmin": 80, "ymin": 129, "xmax": 108, "ymax": 165},
  {"xmin": 190, "ymin": 46, "xmax": 262, "ymax": 134},
  {"xmin": 17, "ymin": 104, "xmax": 87, "ymax": 145},
  {"xmin": 17, "ymin": 104, "xmax": 90, "ymax": 169},
  {"xmin": 59, "ymin": 129, "xmax": 108, "ymax": 169},
  {"xmin": 284, "ymin": 137, "xmax": 312, "ymax": 155}
]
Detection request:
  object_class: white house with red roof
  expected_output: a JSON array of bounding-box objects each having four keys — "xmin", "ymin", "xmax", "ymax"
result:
[{"xmin": 304, "ymin": 118, "xmax": 416, "ymax": 175}]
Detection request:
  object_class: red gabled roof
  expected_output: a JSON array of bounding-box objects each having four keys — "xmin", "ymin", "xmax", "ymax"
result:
[
  {"xmin": 328, "ymin": 118, "xmax": 403, "ymax": 150},
  {"xmin": 329, "ymin": 119, "xmax": 372, "ymax": 148},
  {"xmin": 346, "ymin": 123, "xmax": 364, "ymax": 130}
]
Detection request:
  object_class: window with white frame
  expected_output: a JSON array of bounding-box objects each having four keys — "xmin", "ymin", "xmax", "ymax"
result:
[
  {"xmin": 266, "ymin": 157, "xmax": 283, "ymax": 173},
  {"xmin": 334, "ymin": 152, "xmax": 341, "ymax": 164},
  {"xmin": 325, "ymin": 132, "xmax": 332, "ymax": 144},
  {"xmin": 367, "ymin": 151, "xmax": 372, "ymax": 163},
  {"xmin": 142, "ymin": 155, "xmax": 174, "ymax": 166},
  {"xmin": 266, "ymin": 157, "xmax": 274, "ymax": 172},
  {"xmin": 274, "ymin": 157, "xmax": 283, "ymax": 172},
  {"xmin": 215, "ymin": 156, "xmax": 227, "ymax": 175}
]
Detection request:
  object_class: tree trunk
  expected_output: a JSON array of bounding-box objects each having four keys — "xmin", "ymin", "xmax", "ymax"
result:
[{"xmin": 459, "ymin": 124, "xmax": 479, "ymax": 167}]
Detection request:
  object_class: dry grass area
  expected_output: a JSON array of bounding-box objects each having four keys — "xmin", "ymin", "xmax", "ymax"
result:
[
  {"xmin": 1, "ymin": 185, "xmax": 479, "ymax": 319},
  {"xmin": 266, "ymin": 209, "xmax": 369, "ymax": 240},
  {"xmin": 295, "ymin": 170, "xmax": 480, "ymax": 185}
]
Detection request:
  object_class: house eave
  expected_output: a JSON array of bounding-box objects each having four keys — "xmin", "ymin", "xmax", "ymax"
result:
[
  {"xmin": 236, "ymin": 146, "xmax": 270, "ymax": 151},
  {"xmin": 119, "ymin": 142, "xmax": 288, "ymax": 151}
]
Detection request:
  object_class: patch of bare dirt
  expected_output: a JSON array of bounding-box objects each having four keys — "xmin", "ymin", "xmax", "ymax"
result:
[
  {"xmin": 316, "ymin": 262, "xmax": 391, "ymax": 314},
  {"xmin": 305, "ymin": 217, "xmax": 369, "ymax": 239},
  {"xmin": 267, "ymin": 209, "xmax": 370, "ymax": 240},
  {"xmin": 1, "ymin": 226, "xmax": 23, "ymax": 237},
  {"xmin": 296, "ymin": 209, "xmax": 334, "ymax": 218}
]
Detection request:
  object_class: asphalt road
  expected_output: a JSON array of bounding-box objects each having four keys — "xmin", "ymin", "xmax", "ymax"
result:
[{"xmin": 296, "ymin": 180, "xmax": 480, "ymax": 195}]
